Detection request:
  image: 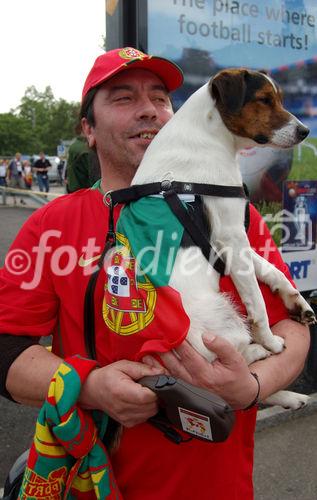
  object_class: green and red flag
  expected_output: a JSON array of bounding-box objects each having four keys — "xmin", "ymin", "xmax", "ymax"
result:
[{"xmin": 102, "ymin": 196, "xmax": 191, "ymax": 360}]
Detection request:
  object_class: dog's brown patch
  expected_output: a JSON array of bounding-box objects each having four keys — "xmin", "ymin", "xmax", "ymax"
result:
[{"xmin": 209, "ymin": 69, "xmax": 291, "ymax": 144}]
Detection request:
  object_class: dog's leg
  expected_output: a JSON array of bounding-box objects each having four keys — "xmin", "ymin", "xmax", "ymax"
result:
[
  {"xmin": 251, "ymin": 249, "xmax": 316, "ymax": 325},
  {"xmin": 217, "ymin": 230, "xmax": 285, "ymax": 354},
  {"xmin": 169, "ymin": 247, "xmax": 252, "ymax": 361},
  {"xmin": 205, "ymin": 197, "xmax": 285, "ymax": 354}
]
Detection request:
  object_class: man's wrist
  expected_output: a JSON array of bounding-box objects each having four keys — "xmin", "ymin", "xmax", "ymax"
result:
[
  {"xmin": 244, "ymin": 372, "xmax": 261, "ymax": 410},
  {"xmin": 79, "ymin": 366, "xmax": 101, "ymax": 410}
]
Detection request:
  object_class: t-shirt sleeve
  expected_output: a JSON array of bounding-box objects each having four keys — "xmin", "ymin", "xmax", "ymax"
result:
[
  {"xmin": 0, "ymin": 208, "xmax": 59, "ymax": 337},
  {"xmin": 247, "ymin": 204, "xmax": 294, "ymax": 326}
]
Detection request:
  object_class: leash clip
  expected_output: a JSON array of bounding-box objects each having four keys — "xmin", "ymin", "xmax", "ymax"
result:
[{"xmin": 103, "ymin": 190, "xmax": 116, "ymax": 207}]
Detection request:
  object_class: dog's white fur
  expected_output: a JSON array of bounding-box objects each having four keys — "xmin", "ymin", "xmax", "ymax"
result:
[{"xmin": 132, "ymin": 77, "xmax": 314, "ymax": 409}]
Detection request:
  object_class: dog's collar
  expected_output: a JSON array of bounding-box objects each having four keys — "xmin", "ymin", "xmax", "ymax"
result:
[{"xmin": 108, "ymin": 181, "xmax": 247, "ymax": 206}]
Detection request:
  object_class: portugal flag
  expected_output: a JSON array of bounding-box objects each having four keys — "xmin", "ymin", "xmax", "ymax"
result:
[{"xmin": 102, "ymin": 196, "xmax": 191, "ymax": 360}]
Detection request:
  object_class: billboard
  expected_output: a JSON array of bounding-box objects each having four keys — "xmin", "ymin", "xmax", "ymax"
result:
[
  {"xmin": 106, "ymin": 0, "xmax": 317, "ymax": 289},
  {"xmin": 146, "ymin": 0, "xmax": 317, "ymax": 203},
  {"xmin": 107, "ymin": 1, "xmax": 317, "ymax": 203}
]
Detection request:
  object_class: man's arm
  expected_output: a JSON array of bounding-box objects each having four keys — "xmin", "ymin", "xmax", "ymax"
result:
[
  {"xmin": 250, "ymin": 319, "xmax": 310, "ymax": 401},
  {"xmin": 145, "ymin": 318, "xmax": 310, "ymax": 409},
  {"xmin": 5, "ymin": 344, "xmax": 166, "ymax": 428}
]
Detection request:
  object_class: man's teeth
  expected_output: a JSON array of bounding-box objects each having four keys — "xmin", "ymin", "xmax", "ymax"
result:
[{"xmin": 139, "ymin": 132, "xmax": 155, "ymax": 139}]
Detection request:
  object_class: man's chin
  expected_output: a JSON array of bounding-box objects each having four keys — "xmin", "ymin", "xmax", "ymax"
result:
[{"xmin": 130, "ymin": 144, "xmax": 150, "ymax": 167}]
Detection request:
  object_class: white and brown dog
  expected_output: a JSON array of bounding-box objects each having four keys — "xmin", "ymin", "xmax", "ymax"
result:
[{"xmin": 131, "ymin": 68, "xmax": 315, "ymax": 409}]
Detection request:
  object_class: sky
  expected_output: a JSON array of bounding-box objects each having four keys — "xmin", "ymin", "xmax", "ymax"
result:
[{"xmin": 0, "ymin": 0, "xmax": 105, "ymax": 113}]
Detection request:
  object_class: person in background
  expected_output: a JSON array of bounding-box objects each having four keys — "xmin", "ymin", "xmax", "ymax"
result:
[
  {"xmin": 33, "ymin": 152, "xmax": 51, "ymax": 193},
  {"xmin": 0, "ymin": 159, "xmax": 7, "ymax": 186},
  {"xmin": 8, "ymin": 152, "xmax": 26, "ymax": 205},
  {"xmin": 66, "ymin": 124, "xmax": 100, "ymax": 193},
  {"xmin": 57, "ymin": 158, "xmax": 65, "ymax": 186},
  {"xmin": 23, "ymin": 160, "xmax": 33, "ymax": 189}
]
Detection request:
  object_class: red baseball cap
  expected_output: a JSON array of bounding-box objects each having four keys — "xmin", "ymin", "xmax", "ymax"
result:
[{"xmin": 82, "ymin": 47, "xmax": 184, "ymax": 100}]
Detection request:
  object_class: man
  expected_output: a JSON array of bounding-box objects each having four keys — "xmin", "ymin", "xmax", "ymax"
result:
[
  {"xmin": 0, "ymin": 48, "xmax": 310, "ymax": 499},
  {"xmin": 8, "ymin": 152, "xmax": 26, "ymax": 204},
  {"xmin": 33, "ymin": 151, "xmax": 51, "ymax": 192},
  {"xmin": 66, "ymin": 128, "xmax": 100, "ymax": 192}
]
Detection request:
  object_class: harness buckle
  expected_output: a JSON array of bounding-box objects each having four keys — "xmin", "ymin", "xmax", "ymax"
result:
[{"xmin": 161, "ymin": 179, "xmax": 172, "ymax": 191}]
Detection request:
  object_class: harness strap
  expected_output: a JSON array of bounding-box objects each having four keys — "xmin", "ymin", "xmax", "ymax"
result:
[
  {"xmin": 84, "ymin": 203, "xmax": 117, "ymax": 359},
  {"xmin": 110, "ymin": 181, "xmax": 246, "ymax": 205},
  {"xmin": 163, "ymin": 190, "xmax": 226, "ymax": 276},
  {"xmin": 84, "ymin": 268, "xmax": 99, "ymax": 359}
]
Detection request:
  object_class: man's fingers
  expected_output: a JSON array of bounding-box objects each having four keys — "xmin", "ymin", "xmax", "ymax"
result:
[
  {"xmin": 142, "ymin": 355, "xmax": 164, "ymax": 369},
  {"xmin": 202, "ymin": 334, "xmax": 241, "ymax": 366},
  {"xmin": 118, "ymin": 360, "xmax": 165, "ymax": 381},
  {"xmin": 159, "ymin": 350, "xmax": 193, "ymax": 382}
]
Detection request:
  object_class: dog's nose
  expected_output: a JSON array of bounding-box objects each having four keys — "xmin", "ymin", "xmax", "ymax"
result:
[{"xmin": 297, "ymin": 125, "xmax": 310, "ymax": 142}]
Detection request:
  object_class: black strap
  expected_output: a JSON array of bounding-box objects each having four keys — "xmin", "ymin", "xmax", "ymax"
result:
[
  {"xmin": 163, "ymin": 190, "xmax": 226, "ymax": 276},
  {"xmin": 110, "ymin": 181, "xmax": 246, "ymax": 205},
  {"xmin": 84, "ymin": 268, "xmax": 99, "ymax": 359},
  {"xmin": 84, "ymin": 203, "xmax": 116, "ymax": 359}
]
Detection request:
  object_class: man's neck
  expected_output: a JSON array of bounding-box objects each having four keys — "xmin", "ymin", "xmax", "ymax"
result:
[{"xmin": 100, "ymin": 174, "xmax": 133, "ymax": 193}]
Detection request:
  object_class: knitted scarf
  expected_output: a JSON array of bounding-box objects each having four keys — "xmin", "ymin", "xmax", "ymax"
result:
[{"xmin": 18, "ymin": 356, "xmax": 121, "ymax": 499}]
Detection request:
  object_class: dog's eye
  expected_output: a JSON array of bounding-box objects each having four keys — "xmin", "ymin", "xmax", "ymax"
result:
[{"xmin": 258, "ymin": 97, "xmax": 272, "ymax": 105}]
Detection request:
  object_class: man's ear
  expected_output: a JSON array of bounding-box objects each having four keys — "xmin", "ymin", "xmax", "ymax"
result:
[
  {"xmin": 81, "ymin": 117, "xmax": 96, "ymax": 148},
  {"xmin": 209, "ymin": 69, "xmax": 248, "ymax": 114}
]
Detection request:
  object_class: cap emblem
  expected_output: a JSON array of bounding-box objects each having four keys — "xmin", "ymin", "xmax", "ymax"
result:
[{"xmin": 118, "ymin": 47, "xmax": 148, "ymax": 61}]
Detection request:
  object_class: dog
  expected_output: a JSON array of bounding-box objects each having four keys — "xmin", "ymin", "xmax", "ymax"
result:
[{"xmin": 116, "ymin": 67, "xmax": 316, "ymax": 410}]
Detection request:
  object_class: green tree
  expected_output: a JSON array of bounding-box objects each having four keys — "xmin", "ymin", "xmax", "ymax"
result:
[
  {"xmin": 0, "ymin": 85, "xmax": 80, "ymax": 157},
  {"xmin": 0, "ymin": 113, "xmax": 35, "ymax": 156}
]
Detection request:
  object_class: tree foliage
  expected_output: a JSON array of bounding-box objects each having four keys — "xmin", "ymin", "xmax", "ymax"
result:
[{"xmin": 0, "ymin": 86, "xmax": 80, "ymax": 156}]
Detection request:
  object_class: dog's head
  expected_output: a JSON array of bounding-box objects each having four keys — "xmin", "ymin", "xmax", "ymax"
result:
[{"xmin": 209, "ymin": 68, "xmax": 309, "ymax": 149}]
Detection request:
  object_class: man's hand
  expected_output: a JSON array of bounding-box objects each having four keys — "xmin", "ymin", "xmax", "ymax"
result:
[
  {"xmin": 80, "ymin": 360, "xmax": 166, "ymax": 427},
  {"xmin": 143, "ymin": 335, "xmax": 258, "ymax": 410}
]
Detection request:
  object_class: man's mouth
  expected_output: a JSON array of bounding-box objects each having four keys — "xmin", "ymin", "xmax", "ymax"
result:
[
  {"xmin": 131, "ymin": 130, "xmax": 158, "ymax": 141},
  {"xmin": 139, "ymin": 132, "xmax": 156, "ymax": 139}
]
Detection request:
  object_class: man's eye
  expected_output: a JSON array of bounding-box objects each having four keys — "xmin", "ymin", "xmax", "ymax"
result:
[
  {"xmin": 114, "ymin": 95, "xmax": 132, "ymax": 102},
  {"xmin": 153, "ymin": 96, "xmax": 168, "ymax": 103}
]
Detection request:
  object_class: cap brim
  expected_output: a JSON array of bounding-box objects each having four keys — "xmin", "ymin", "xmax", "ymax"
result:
[
  {"xmin": 123, "ymin": 56, "xmax": 184, "ymax": 92},
  {"xmin": 82, "ymin": 55, "xmax": 183, "ymax": 99}
]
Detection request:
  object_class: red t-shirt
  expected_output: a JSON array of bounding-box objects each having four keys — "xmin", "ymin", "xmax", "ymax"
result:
[{"xmin": 0, "ymin": 189, "xmax": 291, "ymax": 499}]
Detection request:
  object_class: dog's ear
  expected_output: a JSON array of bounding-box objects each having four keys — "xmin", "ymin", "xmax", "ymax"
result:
[{"xmin": 209, "ymin": 69, "xmax": 249, "ymax": 114}]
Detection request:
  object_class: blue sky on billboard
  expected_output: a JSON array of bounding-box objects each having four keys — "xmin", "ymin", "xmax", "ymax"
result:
[{"xmin": 148, "ymin": 0, "xmax": 317, "ymax": 69}]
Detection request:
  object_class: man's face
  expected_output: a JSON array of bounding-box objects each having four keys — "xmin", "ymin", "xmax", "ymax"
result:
[{"xmin": 83, "ymin": 68, "xmax": 174, "ymax": 180}]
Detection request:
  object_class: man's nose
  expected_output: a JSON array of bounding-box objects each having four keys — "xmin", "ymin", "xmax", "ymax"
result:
[{"xmin": 135, "ymin": 97, "xmax": 158, "ymax": 120}]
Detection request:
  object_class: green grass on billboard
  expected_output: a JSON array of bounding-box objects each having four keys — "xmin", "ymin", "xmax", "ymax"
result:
[{"xmin": 289, "ymin": 138, "xmax": 317, "ymax": 181}]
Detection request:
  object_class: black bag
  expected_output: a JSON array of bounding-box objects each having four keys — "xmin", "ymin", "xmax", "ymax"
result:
[
  {"xmin": 139, "ymin": 375, "xmax": 235, "ymax": 443},
  {"xmin": 2, "ymin": 450, "xmax": 29, "ymax": 499}
]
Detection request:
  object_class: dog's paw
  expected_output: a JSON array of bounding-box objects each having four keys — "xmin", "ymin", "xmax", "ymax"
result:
[
  {"xmin": 284, "ymin": 292, "xmax": 316, "ymax": 325},
  {"xmin": 262, "ymin": 334, "xmax": 285, "ymax": 354},
  {"xmin": 265, "ymin": 390, "xmax": 310, "ymax": 410},
  {"xmin": 242, "ymin": 343, "xmax": 271, "ymax": 365},
  {"xmin": 290, "ymin": 307, "xmax": 317, "ymax": 326},
  {"xmin": 282, "ymin": 393, "xmax": 310, "ymax": 410}
]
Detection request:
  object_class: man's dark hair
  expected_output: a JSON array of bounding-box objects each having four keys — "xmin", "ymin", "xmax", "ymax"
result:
[{"xmin": 79, "ymin": 87, "xmax": 99, "ymax": 126}]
